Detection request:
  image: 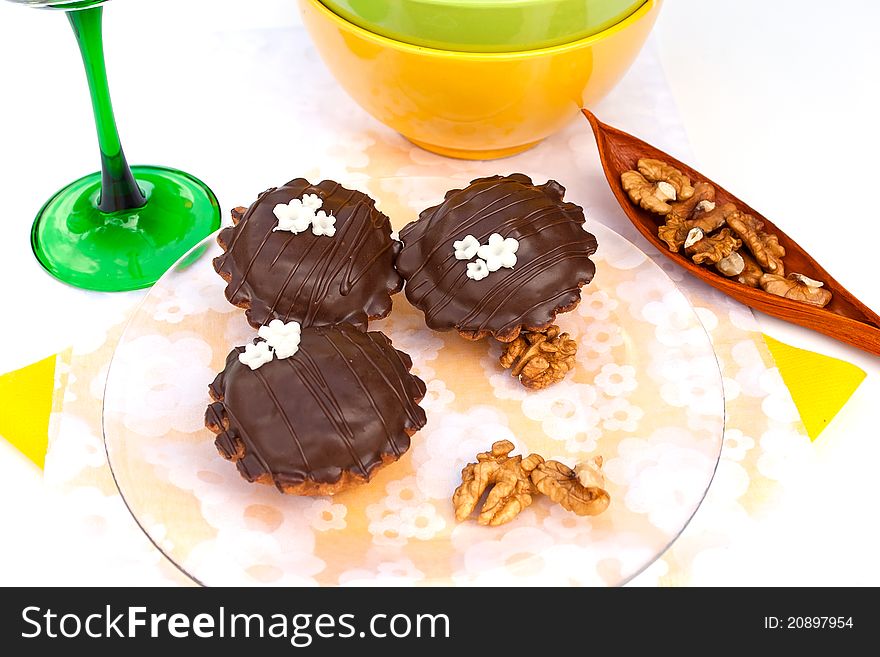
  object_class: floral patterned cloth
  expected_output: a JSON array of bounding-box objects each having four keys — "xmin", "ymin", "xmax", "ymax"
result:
[{"xmin": 42, "ymin": 35, "xmax": 807, "ymax": 586}]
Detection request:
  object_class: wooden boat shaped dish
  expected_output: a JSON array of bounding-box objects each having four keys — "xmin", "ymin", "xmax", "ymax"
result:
[{"xmin": 582, "ymin": 109, "xmax": 880, "ymax": 357}]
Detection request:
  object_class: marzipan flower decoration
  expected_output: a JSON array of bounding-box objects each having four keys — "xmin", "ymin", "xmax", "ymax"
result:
[
  {"xmin": 466, "ymin": 259, "xmax": 489, "ymax": 281},
  {"xmin": 272, "ymin": 194, "xmax": 336, "ymax": 237},
  {"xmin": 311, "ymin": 210, "xmax": 337, "ymax": 237},
  {"xmin": 453, "ymin": 232, "xmax": 520, "ymax": 282},
  {"xmin": 301, "ymin": 193, "xmax": 323, "ymax": 211},
  {"xmin": 453, "ymin": 235, "xmax": 480, "ymax": 260},
  {"xmin": 273, "ymin": 198, "xmax": 312, "ymax": 234},
  {"xmin": 477, "ymin": 233, "xmax": 519, "ymax": 272},
  {"xmin": 238, "ymin": 320, "xmax": 303, "ymax": 369},
  {"xmin": 258, "ymin": 319, "xmax": 302, "ymax": 359},
  {"xmin": 238, "ymin": 341, "xmax": 274, "ymax": 370}
]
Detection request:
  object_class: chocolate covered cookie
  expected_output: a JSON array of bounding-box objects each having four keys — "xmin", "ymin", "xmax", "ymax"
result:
[
  {"xmin": 205, "ymin": 322, "xmax": 427, "ymax": 496},
  {"xmin": 214, "ymin": 179, "xmax": 402, "ymax": 330},
  {"xmin": 396, "ymin": 174, "xmax": 598, "ymax": 342}
]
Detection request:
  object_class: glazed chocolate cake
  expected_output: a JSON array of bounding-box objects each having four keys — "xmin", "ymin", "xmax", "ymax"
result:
[
  {"xmin": 214, "ymin": 179, "xmax": 402, "ymax": 331},
  {"xmin": 206, "ymin": 323, "xmax": 427, "ymax": 496},
  {"xmin": 395, "ymin": 174, "xmax": 598, "ymax": 342}
]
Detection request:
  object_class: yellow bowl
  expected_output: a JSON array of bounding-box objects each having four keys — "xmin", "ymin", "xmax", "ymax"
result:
[{"xmin": 299, "ymin": 0, "xmax": 661, "ymax": 159}]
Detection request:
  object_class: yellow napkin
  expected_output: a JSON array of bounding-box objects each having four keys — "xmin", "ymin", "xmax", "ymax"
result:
[
  {"xmin": 763, "ymin": 335, "xmax": 866, "ymax": 440},
  {"xmin": 0, "ymin": 354, "xmax": 58, "ymax": 469}
]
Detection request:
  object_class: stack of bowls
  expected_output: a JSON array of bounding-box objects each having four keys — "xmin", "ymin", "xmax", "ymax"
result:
[{"xmin": 300, "ymin": 0, "xmax": 661, "ymax": 159}]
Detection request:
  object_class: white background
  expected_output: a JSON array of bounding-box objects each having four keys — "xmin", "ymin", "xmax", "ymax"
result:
[{"xmin": 0, "ymin": 0, "xmax": 878, "ymax": 585}]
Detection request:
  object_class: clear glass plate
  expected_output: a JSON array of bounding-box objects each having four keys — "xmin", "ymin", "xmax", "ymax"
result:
[{"xmin": 103, "ymin": 176, "xmax": 724, "ymax": 586}]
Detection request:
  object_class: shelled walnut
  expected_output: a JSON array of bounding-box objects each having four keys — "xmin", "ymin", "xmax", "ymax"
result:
[
  {"xmin": 452, "ymin": 440, "xmax": 544, "ymax": 526},
  {"xmin": 734, "ymin": 251, "xmax": 764, "ymax": 287},
  {"xmin": 453, "ymin": 441, "xmax": 610, "ymax": 526},
  {"xmin": 715, "ymin": 251, "xmax": 745, "ymax": 277},
  {"xmin": 666, "ymin": 181, "xmax": 715, "ymax": 222},
  {"xmin": 621, "ymin": 158, "xmax": 695, "ymax": 215},
  {"xmin": 727, "ymin": 211, "xmax": 786, "ymax": 275},
  {"xmin": 530, "ymin": 457, "xmax": 610, "ymax": 516},
  {"xmin": 621, "ymin": 157, "xmax": 831, "ymax": 307},
  {"xmin": 684, "ymin": 227, "xmax": 742, "ymax": 265},
  {"xmin": 689, "ymin": 202, "xmax": 738, "ymax": 234},
  {"xmin": 499, "ymin": 325, "xmax": 577, "ymax": 390},
  {"xmin": 621, "ymin": 170, "xmax": 677, "ymax": 215},
  {"xmin": 658, "ymin": 200, "xmax": 738, "ymax": 252},
  {"xmin": 760, "ymin": 272, "xmax": 832, "ymax": 307},
  {"xmin": 638, "ymin": 159, "xmax": 695, "ymax": 201}
]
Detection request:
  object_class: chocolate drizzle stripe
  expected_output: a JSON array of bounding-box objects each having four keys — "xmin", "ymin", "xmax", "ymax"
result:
[
  {"xmin": 302, "ymin": 200, "xmax": 370, "ymax": 323},
  {"xmin": 344, "ymin": 228, "xmax": 397, "ymax": 290},
  {"xmin": 460, "ymin": 246, "xmax": 594, "ymax": 328},
  {"xmin": 432, "ymin": 184, "xmax": 545, "ymax": 240},
  {"xmin": 281, "ymin": 227, "xmax": 346, "ymax": 321},
  {"xmin": 421, "ymin": 181, "xmax": 509, "ymax": 232},
  {"xmin": 495, "ymin": 286, "xmax": 582, "ymax": 332},
  {"xmin": 228, "ymin": 216, "xmax": 278, "ymax": 299},
  {"xmin": 339, "ymin": 330, "xmax": 421, "ymax": 424},
  {"xmin": 252, "ymin": 367, "xmax": 313, "ymax": 475},
  {"xmin": 268, "ymin": 233, "xmax": 325, "ymax": 320},
  {"xmin": 408, "ymin": 267, "xmax": 470, "ymax": 312},
  {"xmin": 364, "ymin": 335, "xmax": 425, "ymax": 424},
  {"xmin": 278, "ymin": 190, "xmax": 364, "ymax": 323},
  {"xmin": 277, "ymin": 187, "xmax": 359, "ymax": 319},
  {"xmin": 222, "ymin": 188, "xmax": 270, "ymax": 254},
  {"xmin": 296, "ymin": 223, "xmax": 354, "ymax": 323},
  {"xmin": 285, "ymin": 354, "xmax": 371, "ymax": 478},
  {"xmin": 441, "ymin": 180, "xmax": 534, "ymax": 223},
  {"xmin": 338, "ymin": 202, "xmax": 370, "ymax": 296},
  {"xmin": 322, "ymin": 334, "xmax": 402, "ymax": 458},
  {"xmin": 220, "ymin": 402, "xmax": 281, "ymax": 489},
  {"xmin": 384, "ymin": 343, "xmax": 428, "ymax": 415}
]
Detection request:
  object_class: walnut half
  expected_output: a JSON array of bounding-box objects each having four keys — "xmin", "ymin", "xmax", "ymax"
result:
[
  {"xmin": 760, "ymin": 272, "xmax": 832, "ymax": 307},
  {"xmin": 684, "ymin": 227, "xmax": 742, "ymax": 265},
  {"xmin": 530, "ymin": 457, "xmax": 610, "ymax": 516},
  {"xmin": 499, "ymin": 325, "xmax": 577, "ymax": 390},
  {"xmin": 727, "ymin": 211, "xmax": 786, "ymax": 275},
  {"xmin": 452, "ymin": 440, "xmax": 544, "ymax": 526},
  {"xmin": 735, "ymin": 251, "xmax": 764, "ymax": 287},
  {"xmin": 621, "ymin": 171, "xmax": 677, "ymax": 215},
  {"xmin": 638, "ymin": 159, "xmax": 695, "ymax": 202},
  {"xmin": 621, "ymin": 159, "xmax": 694, "ymax": 215}
]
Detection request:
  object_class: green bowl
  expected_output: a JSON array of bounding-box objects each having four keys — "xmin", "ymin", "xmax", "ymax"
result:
[{"xmin": 320, "ymin": 0, "xmax": 647, "ymax": 52}]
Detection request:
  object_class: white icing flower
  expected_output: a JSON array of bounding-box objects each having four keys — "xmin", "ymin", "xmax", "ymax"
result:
[
  {"xmin": 239, "ymin": 341, "xmax": 274, "ymax": 370},
  {"xmin": 466, "ymin": 258, "xmax": 489, "ymax": 281},
  {"xmin": 257, "ymin": 319, "xmax": 301, "ymax": 359},
  {"xmin": 301, "ymin": 193, "xmax": 323, "ymax": 211},
  {"xmin": 453, "ymin": 234, "xmax": 480, "ymax": 260},
  {"xmin": 311, "ymin": 210, "xmax": 337, "ymax": 237},
  {"xmin": 477, "ymin": 233, "xmax": 519, "ymax": 271},
  {"xmin": 273, "ymin": 199, "xmax": 313, "ymax": 234}
]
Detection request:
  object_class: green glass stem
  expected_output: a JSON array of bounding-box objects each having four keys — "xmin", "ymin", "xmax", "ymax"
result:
[{"xmin": 67, "ymin": 6, "xmax": 145, "ymax": 213}]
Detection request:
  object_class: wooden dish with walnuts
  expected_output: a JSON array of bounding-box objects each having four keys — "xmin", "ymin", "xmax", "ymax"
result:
[{"xmin": 583, "ymin": 109, "xmax": 880, "ymax": 357}]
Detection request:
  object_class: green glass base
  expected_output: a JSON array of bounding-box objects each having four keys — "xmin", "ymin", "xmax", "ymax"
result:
[{"xmin": 31, "ymin": 165, "xmax": 221, "ymax": 292}]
